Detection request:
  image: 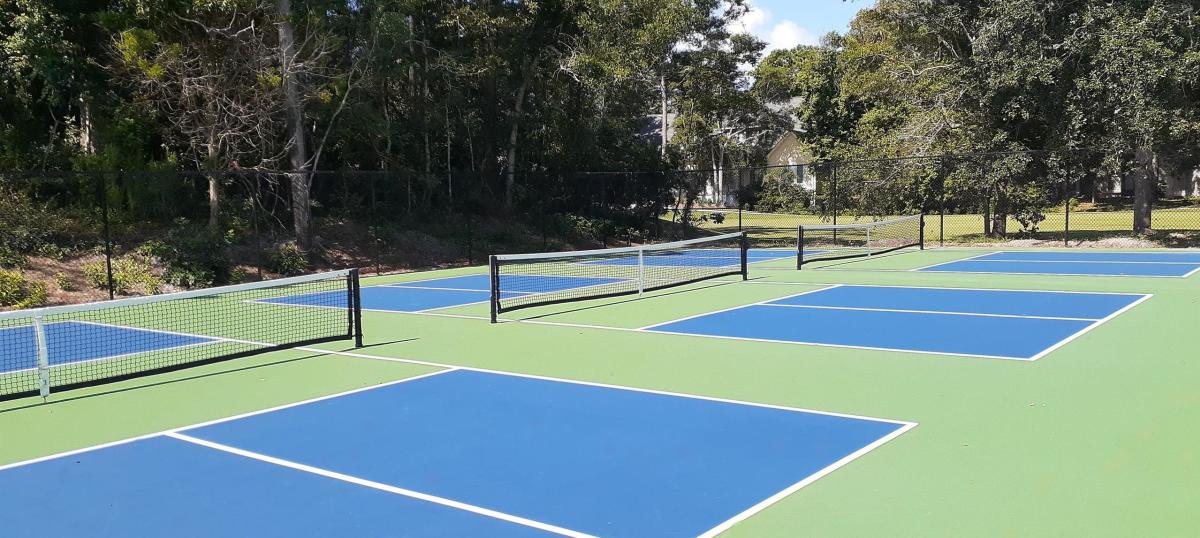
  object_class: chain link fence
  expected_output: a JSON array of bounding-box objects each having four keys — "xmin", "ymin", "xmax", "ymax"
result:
[
  {"xmin": 0, "ymin": 168, "xmax": 686, "ymax": 302},
  {"xmin": 670, "ymin": 148, "xmax": 1200, "ymax": 248}
]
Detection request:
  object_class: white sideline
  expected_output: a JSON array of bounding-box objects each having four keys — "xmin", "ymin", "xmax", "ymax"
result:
[{"xmin": 167, "ymin": 432, "xmax": 595, "ymax": 538}]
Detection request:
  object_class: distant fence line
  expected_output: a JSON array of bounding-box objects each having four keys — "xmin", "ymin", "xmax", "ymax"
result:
[
  {"xmin": 667, "ymin": 148, "xmax": 1200, "ymax": 247},
  {"xmin": 3, "ymin": 147, "xmax": 1199, "ymax": 297}
]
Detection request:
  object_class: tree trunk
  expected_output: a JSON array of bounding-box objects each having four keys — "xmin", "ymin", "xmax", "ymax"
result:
[
  {"xmin": 1133, "ymin": 146, "xmax": 1155, "ymax": 234},
  {"xmin": 983, "ymin": 187, "xmax": 992, "ymax": 236},
  {"xmin": 504, "ymin": 61, "xmax": 533, "ymax": 209},
  {"xmin": 659, "ymin": 69, "xmax": 669, "ymax": 158},
  {"xmin": 205, "ymin": 132, "xmax": 220, "ymax": 229},
  {"xmin": 207, "ymin": 174, "xmax": 220, "ymax": 229},
  {"xmin": 991, "ymin": 188, "xmax": 1007, "ymax": 236},
  {"xmin": 277, "ymin": 0, "xmax": 312, "ymax": 249},
  {"xmin": 78, "ymin": 97, "xmax": 95, "ymax": 154}
]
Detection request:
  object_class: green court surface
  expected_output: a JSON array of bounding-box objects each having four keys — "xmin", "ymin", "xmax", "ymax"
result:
[{"xmin": 2, "ymin": 248, "xmax": 1198, "ymax": 537}]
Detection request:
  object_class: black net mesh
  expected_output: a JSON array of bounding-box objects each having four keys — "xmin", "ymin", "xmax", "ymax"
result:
[
  {"xmin": 798, "ymin": 215, "xmax": 924, "ymax": 267},
  {"xmin": 0, "ymin": 270, "xmax": 361, "ymax": 400},
  {"xmin": 490, "ymin": 233, "xmax": 747, "ymax": 320}
]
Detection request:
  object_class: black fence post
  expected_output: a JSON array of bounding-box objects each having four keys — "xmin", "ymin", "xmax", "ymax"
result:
[
  {"xmin": 1064, "ymin": 181, "xmax": 1071, "ymax": 247},
  {"xmin": 939, "ymin": 157, "xmax": 947, "ymax": 247},
  {"xmin": 103, "ymin": 172, "xmax": 116, "ymax": 300},
  {"xmin": 832, "ymin": 160, "xmax": 839, "ymax": 227}
]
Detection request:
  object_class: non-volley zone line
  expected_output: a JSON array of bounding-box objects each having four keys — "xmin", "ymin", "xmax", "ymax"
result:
[
  {"xmin": 915, "ymin": 251, "xmax": 1200, "ymax": 277},
  {"xmin": 642, "ymin": 285, "xmax": 1151, "ymax": 361},
  {"xmin": 0, "ymin": 368, "xmax": 914, "ymax": 538}
]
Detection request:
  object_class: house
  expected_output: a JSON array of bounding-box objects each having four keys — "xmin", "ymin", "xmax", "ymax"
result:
[{"xmin": 765, "ymin": 132, "xmax": 815, "ymax": 191}]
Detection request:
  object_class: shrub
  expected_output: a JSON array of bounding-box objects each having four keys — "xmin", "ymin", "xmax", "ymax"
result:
[
  {"xmin": 0, "ymin": 187, "xmax": 88, "ymax": 263},
  {"xmin": 0, "ymin": 271, "xmax": 22, "ymax": 306},
  {"xmin": 0, "ymin": 247, "xmax": 25, "ymax": 269},
  {"xmin": 268, "ymin": 244, "xmax": 309, "ymax": 276},
  {"xmin": 54, "ymin": 272, "xmax": 74, "ymax": 291},
  {"xmin": 0, "ymin": 271, "xmax": 48, "ymax": 309},
  {"xmin": 19, "ymin": 281, "xmax": 48, "ymax": 309},
  {"xmin": 754, "ymin": 169, "xmax": 810, "ymax": 213},
  {"xmin": 83, "ymin": 256, "xmax": 161, "ymax": 296},
  {"xmin": 134, "ymin": 220, "xmax": 232, "ymax": 288}
]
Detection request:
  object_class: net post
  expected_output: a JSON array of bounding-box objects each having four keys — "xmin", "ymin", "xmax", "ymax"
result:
[
  {"xmin": 33, "ymin": 310, "xmax": 50, "ymax": 399},
  {"xmin": 796, "ymin": 225, "xmax": 805, "ymax": 270},
  {"xmin": 739, "ymin": 233, "xmax": 748, "ymax": 280},
  {"xmin": 637, "ymin": 248, "xmax": 646, "ymax": 297},
  {"xmin": 865, "ymin": 226, "xmax": 872, "ymax": 257},
  {"xmin": 488, "ymin": 255, "xmax": 500, "ymax": 323},
  {"xmin": 349, "ymin": 268, "xmax": 363, "ymax": 348}
]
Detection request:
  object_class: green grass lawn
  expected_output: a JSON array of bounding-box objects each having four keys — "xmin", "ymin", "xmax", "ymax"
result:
[{"xmin": 1, "ymin": 252, "xmax": 1198, "ymax": 536}]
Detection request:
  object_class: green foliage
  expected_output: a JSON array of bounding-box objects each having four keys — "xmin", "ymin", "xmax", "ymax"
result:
[
  {"xmin": 0, "ymin": 188, "xmax": 82, "ymax": 265},
  {"xmin": 54, "ymin": 272, "xmax": 74, "ymax": 291},
  {"xmin": 83, "ymin": 256, "xmax": 161, "ymax": 296},
  {"xmin": 0, "ymin": 270, "xmax": 48, "ymax": 308},
  {"xmin": 134, "ymin": 219, "xmax": 232, "ymax": 288},
  {"xmin": 0, "ymin": 271, "xmax": 23, "ymax": 306},
  {"xmin": 268, "ymin": 244, "xmax": 310, "ymax": 276},
  {"xmin": 753, "ymin": 169, "xmax": 811, "ymax": 213}
]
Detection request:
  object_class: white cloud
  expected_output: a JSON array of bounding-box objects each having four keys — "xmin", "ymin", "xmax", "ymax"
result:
[
  {"xmin": 767, "ymin": 20, "xmax": 819, "ymax": 51},
  {"xmin": 734, "ymin": 1, "xmax": 820, "ymax": 53}
]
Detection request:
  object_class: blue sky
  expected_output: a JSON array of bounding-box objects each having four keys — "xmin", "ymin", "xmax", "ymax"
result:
[{"xmin": 732, "ymin": 0, "xmax": 872, "ymax": 51}]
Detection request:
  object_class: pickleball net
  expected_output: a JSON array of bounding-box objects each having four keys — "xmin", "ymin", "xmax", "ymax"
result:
[
  {"xmin": 797, "ymin": 214, "xmax": 924, "ymax": 268},
  {"xmin": 489, "ymin": 232, "xmax": 748, "ymax": 322},
  {"xmin": 0, "ymin": 269, "xmax": 362, "ymax": 400}
]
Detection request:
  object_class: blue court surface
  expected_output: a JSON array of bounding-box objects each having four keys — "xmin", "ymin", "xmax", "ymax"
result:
[
  {"xmin": 0, "ymin": 369, "xmax": 913, "ymax": 537},
  {"xmin": 918, "ymin": 251, "xmax": 1200, "ymax": 277},
  {"xmin": 0, "ymin": 321, "xmax": 216, "ymax": 374},
  {"xmin": 587, "ymin": 248, "xmax": 793, "ymax": 267},
  {"xmin": 644, "ymin": 285, "xmax": 1149, "ymax": 360},
  {"xmin": 258, "ymin": 274, "xmax": 624, "ymax": 313}
]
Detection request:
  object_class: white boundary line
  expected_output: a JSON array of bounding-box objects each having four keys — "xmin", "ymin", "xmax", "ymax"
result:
[
  {"xmin": 379, "ymin": 284, "xmax": 497, "ymax": 293},
  {"xmin": 983, "ymin": 250, "xmax": 1200, "ymax": 261},
  {"xmin": 1, "ymin": 354, "xmax": 915, "ymax": 468},
  {"xmin": 1185, "ymin": 265, "xmax": 1200, "ymax": 278},
  {"xmin": 695, "ymin": 421, "xmax": 917, "ymax": 538},
  {"xmin": 0, "ymin": 351, "xmax": 918, "ymax": 537},
  {"xmin": 738, "ymin": 281, "xmax": 1149, "ymax": 297},
  {"xmin": 364, "ymin": 283, "xmax": 1148, "ymax": 362},
  {"xmin": 908, "ymin": 251, "xmax": 994, "ymax": 272},
  {"xmin": 0, "ymin": 369, "xmax": 459, "ymax": 472},
  {"xmin": 1026, "ymin": 293, "xmax": 1154, "ymax": 361},
  {"xmin": 635, "ymin": 285, "xmax": 844, "ymax": 331},
  {"xmin": 166, "ymin": 432, "xmax": 593, "ymax": 538},
  {"xmin": 913, "ymin": 266, "xmax": 1190, "ymax": 279},
  {"xmin": 757, "ymin": 303, "xmax": 1101, "ymax": 322},
  {"xmin": 642, "ymin": 324, "xmax": 1029, "ymax": 361},
  {"xmin": 966, "ymin": 258, "xmax": 1200, "ymax": 265}
]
